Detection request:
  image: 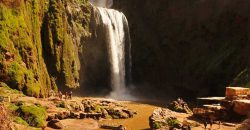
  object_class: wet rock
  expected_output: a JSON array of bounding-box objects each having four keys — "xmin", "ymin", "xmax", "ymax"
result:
[
  {"xmin": 81, "ymin": 99, "xmax": 136, "ymax": 119},
  {"xmin": 79, "ymin": 113, "xmax": 102, "ymax": 120},
  {"xmin": 80, "ymin": 113, "xmax": 86, "ymax": 119},
  {"xmin": 101, "ymin": 124, "xmax": 126, "ymax": 130},
  {"xmin": 47, "ymin": 119, "xmax": 64, "ymax": 129},
  {"xmin": 123, "ymin": 109, "xmax": 137, "ymax": 118},
  {"xmin": 106, "ymin": 108, "xmax": 129, "ymax": 119},
  {"xmin": 117, "ymin": 125, "xmax": 126, "ymax": 130}
]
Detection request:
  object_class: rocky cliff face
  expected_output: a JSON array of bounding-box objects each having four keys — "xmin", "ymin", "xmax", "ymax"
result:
[
  {"xmin": 113, "ymin": 0, "xmax": 250, "ymax": 98},
  {"xmin": 1, "ymin": 0, "xmax": 250, "ymax": 99},
  {"xmin": 0, "ymin": 0, "xmax": 91, "ymax": 97}
]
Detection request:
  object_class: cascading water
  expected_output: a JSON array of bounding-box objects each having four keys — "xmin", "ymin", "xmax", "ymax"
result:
[
  {"xmin": 89, "ymin": 2, "xmax": 133, "ymax": 99},
  {"xmin": 89, "ymin": 0, "xmax": 113, "ymax": 8}
]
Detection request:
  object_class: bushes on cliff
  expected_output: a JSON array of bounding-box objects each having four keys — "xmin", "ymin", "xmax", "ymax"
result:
[
  {"xmin": 0, "ymin": 82, "xmax": 22, "ymax": 96},
  {"xmin": 42, "ymin": 0, "xmax": 91, "ymax": 89},
  {"xmin": 0, "ymin": 0, "xmax": 54, "ymax": 97},
  {"xmin": 6, "ymin": 61, "xmax": 40, "ymax": 97},
  {"xmin": 231, "ymin": 68, "xmax": 250, "ymax": 88},
  {"xmin": 0, "ymin": 0, "xmax": 91, "ymax": 96},
  {"xmin": 14, "ymin": 116, "xmax": 29, "ymax": 126},
  {"xmin": 7, "ymin": 61, "xmax": 26, "ymax": 90}
]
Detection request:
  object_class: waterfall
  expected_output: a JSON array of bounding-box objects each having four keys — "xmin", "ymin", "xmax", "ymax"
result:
[
  {"xmin": 89, "ymin": 0, "xmax": 113, "ymax": 8},
  {"xmin": 91, "ymin": 7, "xmax": 132, "ymax": 99}
]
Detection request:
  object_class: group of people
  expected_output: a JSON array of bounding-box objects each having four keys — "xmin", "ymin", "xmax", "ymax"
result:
[
  {"xmin": 177, "ymin": 97, "xmax": 186, "ymax": 107},
  {"xmin": 58, "ymin": 91, "xmax": 72, "ymax": 100},
  {"xmin": 203, "ymin": 118, "xmax": 221, "ymax": 130}
]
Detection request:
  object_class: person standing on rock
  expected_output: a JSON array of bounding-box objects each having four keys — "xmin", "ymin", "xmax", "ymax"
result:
[
  {"xmin": 209, "ymin": 119, "xmax": 213, "ymax": 129},
  {"xmin": 65, "ymin": 92, "xmax": 68, "ymax": 100},
  {"xmin": 117, "ymin": 125, "xmax": 126, "ymax": 130},
  {"xmin": 69, "ymin": 91, "xmax": 72, "ymax": 100},
  {"xmin": 59, "ymin": 91, "xmax": 62, "ymax": 100},
  {"xmin": 203, "ymin": 121, "xmax": 207, "ymax": 130}
]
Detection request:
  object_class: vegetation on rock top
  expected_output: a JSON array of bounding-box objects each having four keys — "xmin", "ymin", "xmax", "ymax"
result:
[{"xmin": 19, "ymin": 104, "xmax": 47, "ymax": 127}]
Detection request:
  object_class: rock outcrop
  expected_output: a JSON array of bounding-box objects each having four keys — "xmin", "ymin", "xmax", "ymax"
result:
[
  {"xmin": 149, "ymin": 108, "xmax": 182, "ymax": 130},
  {"xmin": 226, "ymin": 87, "xmax": 250, "ymax": 100},
  {"xmin": 168, "ymin": 99, "xmax": 192, "ymax": 114},
  {"xmin": 233, "ymin": 100, "xmax": 250, "ymax": 116},
  {"xmin": 0, "ymin": 0, "xmax": 91, "ymax": 97},
  {"xmin": 42, "ymin": 98, "xmax": 136, "ymax": 123},
  {"xmin": 47, "ymin": 119, "xmax": 64, "ymax": 129}
]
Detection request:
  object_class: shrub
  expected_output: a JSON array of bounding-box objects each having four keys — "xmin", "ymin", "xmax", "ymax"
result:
[
  {"xmin": 14, "ymin": 116, "xmax": 28, "ymax": 126},
  {"xmin": 7, "ymin": 103, "xmax": 19, "ymax": 111},
  {"xmin": 19, "ymin": 104, "xmax": 47, "ymax": 127},
  {"xmin": 166, "ymin": 117, "xmax": 181, "ymax": 128},
  {"xmin": 93, "ymin": 105, "xmax": 102, "ymax": 113},
  {"xmin": 152, "ymin": 122, "xmax": 161, "ymax": 129}
]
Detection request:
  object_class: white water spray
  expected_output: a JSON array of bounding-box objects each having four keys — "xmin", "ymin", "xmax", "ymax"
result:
[
  {"xmin": 89, "ymin": 0, "xmax": 113, "ymax": 8},
  {"xmin": 91, "ymin": 6, "xmax": 134, "ymax": 100},
  {"xmin": 97, "ymin": 7, "xmax": 128, "ymax": 99}
]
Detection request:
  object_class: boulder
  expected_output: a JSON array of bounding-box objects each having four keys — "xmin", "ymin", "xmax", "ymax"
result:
[
  {"xmin": 47, "ymin": 119, "xmax": 64, "ymax": 129},
  {"xmin": 226, "ymin": 87, "xmax": 249, "ymax": 99},
  {"xmin": 101, "ymin": 125, "xmax": 126, "ymax": 130},
  {"xmin": 117, "ymin": 125, "xmax": 126, "ymax": 130},
  {"xmin": 106, "ymin": 108, "xmax": 130, "ymax": 119},
  {"xmin": 47, "ymin": 113, "xmax": 56, "ymax": 121},
  {"xmin": 70, "ymin": 111, "xmax": 80, "ymax": 119},
  {"xmin": 122, "ymin": 109, "xmax": 136, "ymax": 118},
  {"xmin": 101, "ymin": 108, "xmax": 109, "ymax": 118},
  {"xmin": 55, "ymin": 111, "xmax": 70, "ymax": 120},
  {"xmin": 193, "ymin": 107, "xmax": 227, "ymax": 120},
  {"xmin": 233, "ymin": 100, "xmax": 250, "ymax": 116},
  {"xmin": 65, "ymin": 100, "xmax": 84, "ymax": 112},
  {"xmin": 81, "ymin": 99, "xmax": 136, "ymax": 119},
  {"xmin": 236, "ymin": 119, "xmax": 250, "ymax": 130},
  {"xmin": 149, "ymin": 108, "xmax": 182, "ymax": 130},
  {"xmin": 168, "ymin": 99, "xmax": 192, "ymax": 114}
]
